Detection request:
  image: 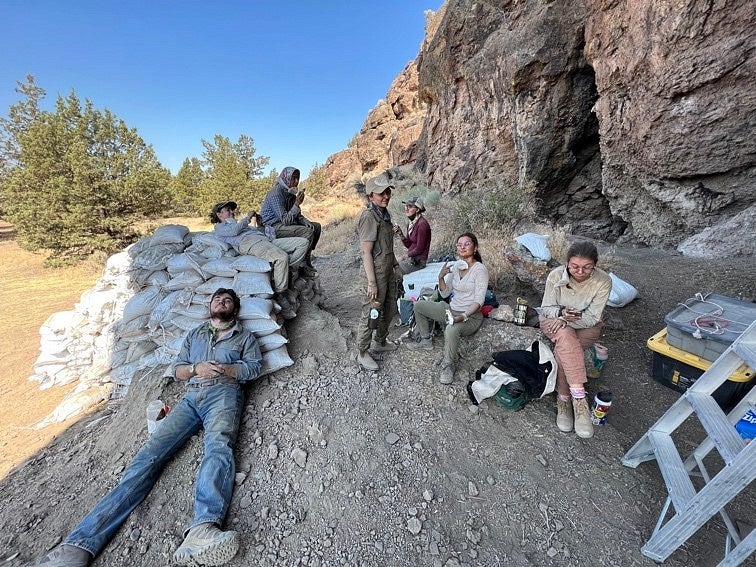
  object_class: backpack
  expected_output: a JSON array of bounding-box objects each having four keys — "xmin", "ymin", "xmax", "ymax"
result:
[{"xmin": 467, "ymin": 340, "xmax": 558, "ymax": 409}]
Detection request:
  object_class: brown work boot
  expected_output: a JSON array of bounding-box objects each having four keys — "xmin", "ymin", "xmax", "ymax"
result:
[
  {"xmin": 173, "ymin": 522, "xmax": 239, "ymax": 566},
  {"xmin": 405, "ymin": 336, "xmax": 433, "ymax": 351},
  {"xmin": 370, "ymin": 339, "xmax": 398, "ymax": 353},
  {"xmin": 573, "ymin": 397, "xmax": 594, "ymax": 439},
  {"xmin": 556, "ymin": 398, "xmax": 574, "ymax": 432},
  {"xmin": 356, "ymin": 350, "xmax": 379, "ymax": 371},
  {"xmin": 439, "ymin": 362, "xmax": 455, "ymax": 385}
]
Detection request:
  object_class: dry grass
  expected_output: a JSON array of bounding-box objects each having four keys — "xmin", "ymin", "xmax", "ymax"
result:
[
  {"xmin": 315, "ymin": 214, "xmax": 361, "ymax": 256},
  {"xmin": 0, "ymin": 235, "xmax": 101, "ymax": 477}
]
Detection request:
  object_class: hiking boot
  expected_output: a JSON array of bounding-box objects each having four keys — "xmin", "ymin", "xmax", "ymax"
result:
[
  {"xmin": 24, "ymin": 544, "xmax": 92, "ymax": 567},
  {"xmin": 556, "ymin": 398, "xmax": 573, "ymax": 432},
  {"xmin": 275, "ymin": 295, "xmax": 297, "ymax": 320},
  {"xmin": 405, "ymin": 337, "xmax": 433, "ymax": 351},
  {"xmin": 300, "ymin": 265, "xmax": 318, "ymax": 278},
  {"xmin": 370, "ymin": 339, "xmax": 398, "ymax": 353},
  {"xmin": 173, "ymin": 522, "xmax": 239, "ymax": 566},
  {"xmin": 573, "ymin": 397, "xmax": 594, "ymax": 439},
  {"xmin": 439, "ymin": 362, "xmax": 455, "ymax": 385},
  {"xmin": 356, "ymin": 351, "xmax": 379, "ymax": 371}
]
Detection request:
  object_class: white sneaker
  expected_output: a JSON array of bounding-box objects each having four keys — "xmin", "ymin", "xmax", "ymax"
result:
[{"xmin": 173, "ymin": 523, "xmax": 239, "ymax": 566}]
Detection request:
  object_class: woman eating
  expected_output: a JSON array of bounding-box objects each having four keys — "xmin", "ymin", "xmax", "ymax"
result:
[{"xmin": 407, "ymin": 233, "xmax": 489, "ymax": 385}]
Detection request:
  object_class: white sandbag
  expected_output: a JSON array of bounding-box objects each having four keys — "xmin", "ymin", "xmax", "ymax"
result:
[
  {"xmin": 230, "ymin": 255, "xmax": 271, "ymax": 273},
  {"xmin": 163, "ymin": 270, "xmax": 204, "ymax": 292},
  {"xmin": 260, "ymin": 345, "xmax": 294, "ymax": 377},
  {"xmin": 166, "ymin": 253, "xmax": 206, "ymax": 276},
  {"xmin": 126, "ymin": 236, "xmax": 153, "ymax": 257},
  {"xmin": 172, "ymin": 303, "xmax": 211, "ymax": 319},
  {"xmin": 146, "ymin": 270, "xmax": 170, "ymax": 286},
  {"xmin": 233, "ymin": 272, "xmax": 274, "ymax": 297},
  {"xmin": 186, "ymin": 233, "xmax": 229, "ymax": 259},
  {"xmin": 103, "ymin": 251, "xmax": 134, "ymax": 277},
  {"xmin": 132, "ymin": 243, "xmax": 186, "ymax": 271},
  {"xmin": 134, "ymin": 268, "xmax": 162, "ymax": 287},
  {"xmin": 122, "ymin": 286, "xmax": 164, "ymax": 324},
  {"xmin": 34, "ymin": 349, "xmax": 72, "ymax": 366},
  {"xmin": 110, "ymin": 360, "xmax": 140, "ymax": 385},
  {"xmin": 151, "ymin": 224, "xmax": 189, "ymax": 245},
  {"xmin": 202, "ymin": 257, "xmax": 239, "ymax": 278},
  {"xmin": 167, "ymin": 314, "xmax": 207, "ymax": 332},
  {"xmin": 514, "ymin": 233, "xmax": 551, "ymax": 262},
  {"xmin": 238, "ymin": 297, "xmax": 273, "ymax": 320},
  {"xmin": 257, "ymin": 333, "xmax": 288, "ymax": 352},
  {"xmin": 76, "ymin": 289, "xmax": 120, "ymax": 322},
  {"xmin": 241, "ymin": 317, "xmax": 281, "ymax": 337},
  {"xmin": 40, "ymin": 310, "xmax": 85, "ymax": 334},
  {"xmin": 607, "ymin": 272, "xmax": 639, "ymax": 308},
  {"xmin": 115, "ymin": 314, "xmax": 151, "ymax": 340},
  {"xmin": 195, "ymin": 276, "xmax": 235, "ymax": 295}
]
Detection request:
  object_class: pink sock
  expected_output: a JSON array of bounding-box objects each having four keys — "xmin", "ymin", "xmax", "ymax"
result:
[{"xmin": 569, "ymin": 387, "xmax": 586, "ymax": 400}]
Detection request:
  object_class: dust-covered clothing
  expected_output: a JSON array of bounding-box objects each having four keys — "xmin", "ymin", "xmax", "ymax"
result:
[
  {"xmin": 357, "ymin": 203, "xmax": 398, "ymax": 352},
  {"xmin": 213, "ymin": 218, "xmax": 308, "ymax": 293},
  {"xmin": 64, "ymin": 321, "xmax": 261, "ymax": 557}
]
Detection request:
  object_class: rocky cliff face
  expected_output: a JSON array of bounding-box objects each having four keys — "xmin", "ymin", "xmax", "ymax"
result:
[{"xmin": 322, "ymin": 0, "xmax": 755, "ymax": 253}]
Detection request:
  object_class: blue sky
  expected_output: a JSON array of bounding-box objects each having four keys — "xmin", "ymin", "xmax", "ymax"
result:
[{"xmin": 0, "ymin": 0, "xmax": 441, "ymax": 176}]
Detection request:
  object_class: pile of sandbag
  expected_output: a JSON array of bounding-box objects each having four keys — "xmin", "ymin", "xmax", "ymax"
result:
[{"xmin": 28, "ymin": 224, "xmax": 317, "ymax": 427}]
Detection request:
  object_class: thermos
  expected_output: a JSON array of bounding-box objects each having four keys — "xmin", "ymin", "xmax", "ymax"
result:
[
  {"xmin": 513, "ymin": 297, "xmax": 528, "ymax": 326},
  {"xmin": 591, "ymin": 391, "xmax": 612, "ymax": 425}
]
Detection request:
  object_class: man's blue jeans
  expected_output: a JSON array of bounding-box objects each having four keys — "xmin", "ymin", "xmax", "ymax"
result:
[{"xmin": 65, "ymin": 383, "xmax": 244, "ymax": 556}]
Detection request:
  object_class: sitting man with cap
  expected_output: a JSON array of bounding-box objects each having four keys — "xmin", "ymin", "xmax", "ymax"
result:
[
  {"xmin": 211, "ymin": 201, "xmax": 308, "ymax": 318},
  {"xmin": 393, "ymin": 196, "xmax": 431, "ymax": 275}
]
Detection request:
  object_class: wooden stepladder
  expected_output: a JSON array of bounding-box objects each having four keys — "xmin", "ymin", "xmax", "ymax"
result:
[{"xmin": 622, "ymin": 320, "xmax": 756, "ymax": 566}]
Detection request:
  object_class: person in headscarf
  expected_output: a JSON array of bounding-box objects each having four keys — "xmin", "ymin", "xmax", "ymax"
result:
[
  {"xmin": 260, "ymin": 167, "xmax": 321, "ymax": 277},
  {"xmin": 393, "ymin": 196, "xmax": 431, "ymax": 275}
]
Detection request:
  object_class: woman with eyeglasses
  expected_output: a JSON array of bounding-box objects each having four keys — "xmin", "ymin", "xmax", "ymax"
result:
[
  {"xmin": 393, "ymin": 196, "xmax": 431, "ymax": 275},
  {"xmin": 407, "ymin": 233, "xmax": 489, "ymax": 385},
  {"xmin": 539, "ymin": 241, "xmax": 612, "ymax": 439}
]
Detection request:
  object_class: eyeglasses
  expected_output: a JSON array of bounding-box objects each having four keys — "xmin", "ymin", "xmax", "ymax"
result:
[
  {"xmin": 568, "ymin": 264, "xmax": 595, "ymax": 273},
  {"xmin": 456, "ymin": 241, "xmax": 474, "ymax": 248},
  {"xmin": 404, "ymin": 204, "xmax": 417, "ymax": 209}
]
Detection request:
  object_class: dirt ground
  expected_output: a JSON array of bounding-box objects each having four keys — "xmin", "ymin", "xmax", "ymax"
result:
[{"xmin": 0, "ymin": 235, "xmax": 754, "ymax": 567}]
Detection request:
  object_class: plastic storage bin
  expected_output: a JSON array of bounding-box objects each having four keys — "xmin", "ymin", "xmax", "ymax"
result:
[
  {"xmin": 664, "ymin": 294, "xmax": 756, "ymax": 362},
  {"xmin": 647, "ymin": 328, "xmax": 754, "ymax": 411}
]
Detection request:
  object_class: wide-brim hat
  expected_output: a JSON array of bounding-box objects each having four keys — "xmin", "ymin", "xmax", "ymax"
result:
[
  {"xmin": 365, "ymin": 174, "xmax": 393, "ymax": 195},
  {"xmin": 402, "ymin": 196, "xmax": 426, "ymax": 212}
]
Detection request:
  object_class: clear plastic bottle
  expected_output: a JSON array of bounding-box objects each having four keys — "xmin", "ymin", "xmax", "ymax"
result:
[{"xmin": 146, "ymin": 400, "xmax": 168, "ymax": 435}]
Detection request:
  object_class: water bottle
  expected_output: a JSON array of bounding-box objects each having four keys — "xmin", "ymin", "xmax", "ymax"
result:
[
  {"xmin": 146, "ymin": 400, "xmax": 169, "ymax": 435},
  {"xmin": 368, "ymin": 306, "xmax": 380, "ymax": 329},
  {"xmin": 591, "ymin": 391, "xmax": 612, "ymax": 425}
]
